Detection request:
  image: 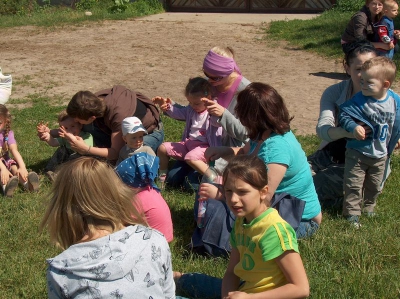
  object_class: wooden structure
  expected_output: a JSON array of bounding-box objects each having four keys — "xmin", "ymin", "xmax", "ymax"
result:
[{"xmin": 166, "ymin": 0, "xmax": 336, "ymax": 13}]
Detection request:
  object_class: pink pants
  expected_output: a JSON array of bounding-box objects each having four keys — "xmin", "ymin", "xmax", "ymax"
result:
[{"xmin": 163, "ymin": 139, "xmax": 208, "ymax": 162}]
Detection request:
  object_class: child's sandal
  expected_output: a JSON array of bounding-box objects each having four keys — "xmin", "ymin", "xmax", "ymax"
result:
[
  {"xmin": 27, "ymin": 172, "xmax": 40, "ymax": 192},
  {"xmin": 4, "ymin": 176, "xmax": 18, "ymax": 197}
]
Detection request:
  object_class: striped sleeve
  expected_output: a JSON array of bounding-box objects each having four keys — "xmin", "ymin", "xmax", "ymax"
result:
[{"xmin": 259, "ymin": 222, "xmax": 299, "ymax": 262}]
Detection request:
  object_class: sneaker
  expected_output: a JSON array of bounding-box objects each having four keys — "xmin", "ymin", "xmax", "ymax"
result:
[
  {"xmin": 27, "ymin": 172, "xmax": 39, "ymax": 192},
  {"xmin": 364, "ymin": 212, "xmax": 376, "ymax": 217},
  {"xmin": 159, "ymin": 173, "xmax": 167, "ymax": 190},
  {"xmin": 346, "ymin": 215, "xmax": 361, "ymax": 228},
  {"xmin": 4, "ymin": 176, "xmax": 19, "ymax": 197}
]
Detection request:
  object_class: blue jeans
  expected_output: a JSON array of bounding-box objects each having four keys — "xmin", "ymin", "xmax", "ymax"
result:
[
  {"xmin": 176, "ymin": 273, "xmax": 222, "ymax": 299},
  {"xmin": 83, "ymin": 121, "xmax": 164, "ymax": 154},
  {"xmin": 166, "ymin": 160, "xmax": 202, "ymax": 192},
  {"xmin": 296, "ymin": 220, "xmax": 319, "ymax": 239}
]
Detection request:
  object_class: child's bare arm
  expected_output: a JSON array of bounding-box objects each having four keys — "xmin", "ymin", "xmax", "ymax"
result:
[
  {"xmin": 59, "ymin": 126, "xmax": 78, "ymax": 142},
  {"xmin": 42, "ymin": 131, "xmax": 60, "ymax": 147},
  {"xmin": 0, "ymin": 162, "xmax": 13, "ymax": 185},
  {"xmin": 221, "ymin": 248, "xmax": 241, "ymax": 298},
  {"xmin": 227, "ymin": 251, "xmax": 309, "ymax": 299}
]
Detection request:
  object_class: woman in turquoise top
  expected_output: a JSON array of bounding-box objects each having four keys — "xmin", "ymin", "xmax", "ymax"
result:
[{"xmin": 203, "ymin": 82, "xmax": 322, "ymax": 238}]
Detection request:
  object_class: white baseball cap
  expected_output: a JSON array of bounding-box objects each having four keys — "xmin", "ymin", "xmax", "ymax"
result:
[{"xmin": 121, "ymin": 117, "xmax": 147, "ymax": 136}]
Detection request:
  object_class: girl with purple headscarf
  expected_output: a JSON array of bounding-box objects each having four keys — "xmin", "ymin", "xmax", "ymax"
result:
[{"xmin": 202, "ymin": 46, "xmax": 250, "ymax": 148}]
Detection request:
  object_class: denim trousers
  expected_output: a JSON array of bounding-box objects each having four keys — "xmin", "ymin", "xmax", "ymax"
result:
[
  {"xmin": 175, "ymin": 273, "xmax": 222, "ymax": 299},
  {"xmin": 296, "ymin": 220, "xmax": 319, "ymax": 239},
  {"xmin": 166, "ymin": 160, "xmax": 202, "ymax": 192}
]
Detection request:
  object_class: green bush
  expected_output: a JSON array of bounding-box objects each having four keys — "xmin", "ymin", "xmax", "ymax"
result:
[
  {"xmin": 332, "ymin": 0, "xmax": 364, "ymax": 12},
  {"xmin": 75, "ymin": 0, "xmax": 99, "ymax": 11},
  {"xmin": 108, "ymin": 0, "xmax": 129, "ymax": 13},
  {"xmin": 0, "ymin": 0, "xmax": 39, "ymax": 15}
]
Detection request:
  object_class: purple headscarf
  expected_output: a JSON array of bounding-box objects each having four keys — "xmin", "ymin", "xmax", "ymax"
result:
[{"xmin": 203, "ymin": 50, "xmax": 241, "ymax": 77}]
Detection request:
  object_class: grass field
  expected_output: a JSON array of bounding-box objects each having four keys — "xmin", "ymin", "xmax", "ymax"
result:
[{"xmin": 0, "ymin": 101, "xmax": 399, "ymax": 298}]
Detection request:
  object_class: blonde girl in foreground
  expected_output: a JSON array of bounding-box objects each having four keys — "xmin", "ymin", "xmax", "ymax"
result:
[
  {"xmin": 40, "ymin": 157, "xmax": 175, "ymax": 299},
  {"xmin": 175, "ymin": 155, "xmax": 309, "ymax": 299}
]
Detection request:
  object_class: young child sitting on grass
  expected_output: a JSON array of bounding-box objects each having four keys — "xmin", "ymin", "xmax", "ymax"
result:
[
  {"xmin": 116, "ymin": 116, "xmax": 155, "ymax": 165},
  {"xmin": 115, "ymin": 152, "xmax": 173, "ymax": 242},
  {"xmin": 0, "ymin": 104, "xmax": 39, "ymax": 197},
  {"xmin": 37, "ymin": 110, "xmax": 93, "ymax": 179},
  {"xmin": 152, "ymin": 77, "xmax": 222, "ymax": 188},
  {"xmin": 339, "ymin": 56, "xmax": 400, "ymax": 227},
  {"xmin": 174, "ymin": 155, "xmax": 309, "ymax": 299}
]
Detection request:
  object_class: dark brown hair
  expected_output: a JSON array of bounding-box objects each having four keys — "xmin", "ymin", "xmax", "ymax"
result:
[
  {"xmin": 67, "ymin": 90, "xmax": 106, "ymax": 120},
  {"xmin": 222, "ymin": 155, "xmax": 268, "ymax": 190},
  {"xmin": 185, "ymin": 77, "xmax": 213, "ymax": 99},
  {"xmin": 235, "ymin": 82, "xmax": 292, "ymax": 140}
]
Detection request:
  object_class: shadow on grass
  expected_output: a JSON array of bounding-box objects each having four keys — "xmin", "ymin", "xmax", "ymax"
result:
[{"xmin": 309, "ymin": 72, "xmax": 348, "ymax": 80}]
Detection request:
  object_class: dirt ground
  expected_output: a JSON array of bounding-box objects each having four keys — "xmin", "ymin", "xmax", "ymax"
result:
[{"xmin": 0, "ymin": 13, "xmax": 366, "ymax": 135}]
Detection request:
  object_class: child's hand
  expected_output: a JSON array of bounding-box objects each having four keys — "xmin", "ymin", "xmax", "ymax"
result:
[
  {"xmin": 198, "ymin": 183, "xmax": 221, "ymax": 201},
  {"xmin": 395, "ymin": 30, "xmax": 400, "ymax": 39},
  {"xmin": 1, "ymin": 169, "xmax": 13, "ymax": 185},
  {"xmin": 152, "ymin": 96, "xmax": 171, "ymax": 111},
  {"xmin": 59, "ymin": 126, "xmax": 77, "ymax": 142},
  {"xmin": 36, "ymin": 121, "xmax": 49, "ymax": 133},
  {"xmin": 40, "ymin": 132, "xmax": 51, "ymax": 142},
  {"xmin": 152, "ymin": 96, "xmax": 166, "ymax": 106},
  {"xmin": 16, "ymin": 166, "xmax": 28, "ymax": 182},
  {"xmin": 353, "ymin": 125, "xmax": 366, "ymax": 140},
  {"xmin": 389, "ymin": 41, "xmax": 395, "ymax": 49},
  {"xmin": 37, "ymin": 121, "xmax": 50, "ymax": 141}
]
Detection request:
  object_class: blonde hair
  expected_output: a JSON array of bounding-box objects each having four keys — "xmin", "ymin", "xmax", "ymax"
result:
[
  {"xmin": 0, "ymin": 105, "xmax": 12, "ymax": 155},
  {"xmin": 362, "ymin": 56, "xmax": 397, "ymax": 85},
  {"xmin": 40, "ymin": 157, "xmax": 147, "ymax": 250},
  {"xmin": 210, "ymin": 46, "xmax": 235, "ymax": 58},
  {"xmin": 383, "ymin": 0, "xmax": 398, "ymax": 9}
]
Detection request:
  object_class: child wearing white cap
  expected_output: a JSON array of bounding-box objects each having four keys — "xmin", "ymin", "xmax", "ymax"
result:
[{"xmin": 116, "ymin": 117, "xmax": 156, "ymax": 165}]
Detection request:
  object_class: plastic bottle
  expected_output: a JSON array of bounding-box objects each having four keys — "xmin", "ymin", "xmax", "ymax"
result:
[{"xmin": 197, "ymin": 161, "xmax": 219, "ymax": 228}]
